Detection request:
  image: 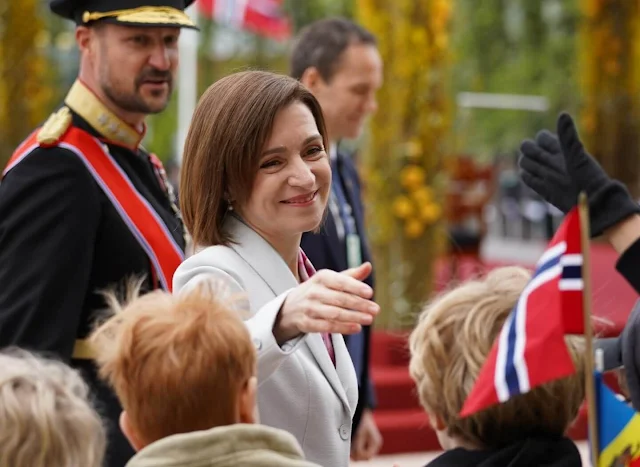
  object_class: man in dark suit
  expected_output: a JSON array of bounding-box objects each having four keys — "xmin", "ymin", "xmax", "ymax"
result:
[{"xmin": 290, "ymin": 17, "xmax": 384, "ymax": 461}]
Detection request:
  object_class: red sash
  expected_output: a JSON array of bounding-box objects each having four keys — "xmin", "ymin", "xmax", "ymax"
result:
[{"xmin": 3, "ymin": 127, "xmax": 184, "ymax": 291}]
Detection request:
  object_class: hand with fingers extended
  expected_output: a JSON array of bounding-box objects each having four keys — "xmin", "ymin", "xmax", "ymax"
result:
[
  {"xmin": 519, "ymin": 128, "xmax": 577, "ymax": 213},
  {"xmin": 273, "ymin": 262, "xmax": 379, "ymax": 345},
  {"xmin": 519, "ymin": 112, "xmax": 640, "ymax": 237}
]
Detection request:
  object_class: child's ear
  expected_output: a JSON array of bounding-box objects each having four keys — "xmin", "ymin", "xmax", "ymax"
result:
[
  {"xmin": 120, "ymin": 411, "xmax": 146, "ymax": 451},
  {"xmin": 434, "ymin": 414, "xmax": 447, "ymax": 431},
  {"xmin": 239, "ymin": 376, "xmax": 258, "ymax": 424},
  {"xmin": 426, "ymin": 412, "xmax": 447, "ymax": 431}
]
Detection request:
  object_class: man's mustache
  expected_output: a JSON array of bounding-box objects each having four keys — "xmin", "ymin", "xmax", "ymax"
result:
[{"xmin": 135, "ymin": 69, "xmax": 173, "ymax": 88}]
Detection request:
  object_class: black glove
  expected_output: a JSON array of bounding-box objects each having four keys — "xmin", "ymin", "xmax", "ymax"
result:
[
  {"xmin": 519, "ymin": 128, "xmax": 577, "ymax": 213},
  {"xmin": 519, "ymin": 112, "xmax": 640, "ymax": 237}
]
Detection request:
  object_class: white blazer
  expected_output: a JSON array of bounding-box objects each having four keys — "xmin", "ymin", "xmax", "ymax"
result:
[{"xmin": 172, "ymin": 215, "xmax": 359, "ymax": 467}]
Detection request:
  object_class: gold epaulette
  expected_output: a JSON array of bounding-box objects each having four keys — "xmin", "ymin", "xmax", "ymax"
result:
[
  {"xmin": 37, "ymin": 106, "xmax": 72, "ymax": 146},
  {"xmin": 72, "ymin": 338, "xmax": 96, "ymax": 360}
]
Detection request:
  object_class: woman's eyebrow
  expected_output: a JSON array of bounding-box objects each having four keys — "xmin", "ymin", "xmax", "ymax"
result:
[{"xmin": 262, "ymin": 134, "xmax": 323, "ymax": 156}]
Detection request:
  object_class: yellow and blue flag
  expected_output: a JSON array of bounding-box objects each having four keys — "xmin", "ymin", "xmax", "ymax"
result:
[{"xmin": 596, "ymin": 372, "xmax": 640, "ymax": 466}]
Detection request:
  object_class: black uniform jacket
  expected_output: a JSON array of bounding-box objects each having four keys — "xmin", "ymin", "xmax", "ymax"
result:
[{"xmin": 0, "ymin": 80, "xmax": 186, "ymax": 467}]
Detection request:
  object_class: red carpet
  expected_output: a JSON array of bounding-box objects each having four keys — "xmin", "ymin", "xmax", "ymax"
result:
[{"xmin": 371, "ymin": 242, "xmax": 636, "ymax": 454}]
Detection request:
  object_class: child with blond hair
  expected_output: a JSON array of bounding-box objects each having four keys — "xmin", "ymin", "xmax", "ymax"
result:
[
  {"xmin": 90, "ymin": 280, "xmax": 320, "ymax": 467},
  {"xmin": 409, "ymin": 266, "xmax": 585, "ymax": 466},
  {"xmin": 0, "ymin": 348, "xmax": 106, "ymax": 467}
]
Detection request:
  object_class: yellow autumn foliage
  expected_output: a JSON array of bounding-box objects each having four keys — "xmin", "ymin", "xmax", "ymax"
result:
[
  {"xmin": 392, "ymin": 196, "xmax": 414, "ymax": 219},
  {"xmin": 0, "ymin": 0, "xmax": 52, "ymax": 167},
  {"xmin": 357, "ymin": 0, "xmax": 452, "ymax": 328},
  {"xmin": 579, "ymin": 0, "xmax": 640, "ymax": 196},
  {"xmin": 411, "ymin": 186, "xmax": 434, "ymax": 205},
  {"xmin": 404, "ymin": 218, "xmax": 425, "ymax": 239},
  {"xmin": 400, "ymin": 165, "xmax": 426, "ymax": 191},
  {"xmin": 419, "ymin": 203, "xmax": 441, "ymax": 224}
]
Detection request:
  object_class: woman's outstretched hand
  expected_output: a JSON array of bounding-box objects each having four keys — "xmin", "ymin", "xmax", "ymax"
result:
[{"xmin": 274, "ymin": 262, "xmax": 379, "ymax": 344}]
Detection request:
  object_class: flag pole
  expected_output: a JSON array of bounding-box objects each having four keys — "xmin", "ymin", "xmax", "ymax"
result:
[
  {"xmin": 176, "ymin": 3, "xmax": 199, "ymax": 165},
  {"xmin": 578, "ymin": 191, "xmax": 598, "ymax": 466}
]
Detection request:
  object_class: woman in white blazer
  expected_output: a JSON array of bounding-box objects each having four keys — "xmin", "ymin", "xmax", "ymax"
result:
[{"xmin": 172, "ymin": 71, "xmax": 380, "ymax": 467}]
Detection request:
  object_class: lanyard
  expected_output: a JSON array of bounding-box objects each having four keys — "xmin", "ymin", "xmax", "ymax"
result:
[{"xmin": 331, "ymin": 157, "xmax": 362, "ymax": 268}]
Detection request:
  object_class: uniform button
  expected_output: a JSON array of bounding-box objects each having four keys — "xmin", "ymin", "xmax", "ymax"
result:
[
  {"xmin": 253, "ymin": 338, "xmax": 262, "ymax": 350},
  {"xmin": 339, "ymin": 424, "xmax": 350, "ymax": 440},
  {"xmin": 282, "ymin": 343, "xmax": 292, "ymax": 352}
]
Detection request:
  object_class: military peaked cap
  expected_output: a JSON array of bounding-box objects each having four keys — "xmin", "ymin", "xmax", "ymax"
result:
[{"xmin": 50, "ymin": 0, "xmax": 198, "ymax": 29}]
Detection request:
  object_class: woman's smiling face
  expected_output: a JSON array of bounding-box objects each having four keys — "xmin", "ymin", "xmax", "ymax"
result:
[{"xmin": 237, "ymin": 101, "xmax": 331, "ymax": 241}]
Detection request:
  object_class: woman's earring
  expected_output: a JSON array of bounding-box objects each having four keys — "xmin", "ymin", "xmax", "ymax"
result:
[{"xmin": 227, "ymin": 201, "xmax": 234, "ymax": 211}]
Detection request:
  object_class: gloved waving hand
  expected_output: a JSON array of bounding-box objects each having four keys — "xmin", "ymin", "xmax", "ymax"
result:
[{"xmin": 518, "ymin": 112, "xmax": 640, "ymax": 237}]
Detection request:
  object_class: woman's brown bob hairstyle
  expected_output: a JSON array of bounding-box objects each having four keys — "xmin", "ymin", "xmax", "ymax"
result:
[{"xmin": 180, "ymin": 70, "xmax": 329, "ymax": 247}]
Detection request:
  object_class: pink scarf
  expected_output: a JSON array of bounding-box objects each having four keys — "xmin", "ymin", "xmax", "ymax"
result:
[{"xmin": 298, "ymin": 249, "xmax": 336, "ymax": 366}]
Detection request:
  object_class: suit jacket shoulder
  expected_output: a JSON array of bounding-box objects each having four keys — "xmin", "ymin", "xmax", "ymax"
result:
[{"xmin": 174, "ymin": 215, "xmax": 298, "ymax": 312}]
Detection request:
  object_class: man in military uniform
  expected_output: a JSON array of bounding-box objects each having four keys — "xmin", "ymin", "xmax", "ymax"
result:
[{"xmin": 0, "ymin": 1, "xmax": 196, "ymax": 465}]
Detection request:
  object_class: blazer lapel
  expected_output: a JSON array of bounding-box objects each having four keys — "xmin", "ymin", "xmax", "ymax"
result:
[
  {"xmin": 225, "ymin": 214, "xmax": 351, "ymax": 410},
  {"xmin": 331, "ymin": 332, "xmax": 356, "ymax": 407},
  {"xmin": 306, "ymin": 333, "xmax": 350, "ymax": 410},
  {"xmin": 226, "ymin": 214, "xmax": 298, "ymax": 295}
]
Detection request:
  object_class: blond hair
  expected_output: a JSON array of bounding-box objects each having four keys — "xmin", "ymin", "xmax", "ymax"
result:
[
  {"xmin": 409, "ymin": 266, "xmax": 585, "ymax": 448},
  {"xmin": 0, "ymin": 348, "xmax": 106, "ymax": 467},
  {"xmin": 90, "ymin": 279, "xmax": 256, "ymax": 444}
]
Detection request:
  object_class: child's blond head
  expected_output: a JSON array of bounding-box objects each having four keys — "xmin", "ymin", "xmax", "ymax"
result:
[
  {"xmin": 0, "ymin": 348, "xmax": 106, "ymax": 467},
  {"xmin": 409, "ymin": 266, "xmax": 585, "ymax": 448}
]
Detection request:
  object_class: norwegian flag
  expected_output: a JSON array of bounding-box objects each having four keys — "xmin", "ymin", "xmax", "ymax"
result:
[
  {"xmin": 197, "ymin": 0, "xmax": 291, "ymax": 40},
  {"xmin": 460, "ymin": 207, "xmax": 584, "ymax": 417}
]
